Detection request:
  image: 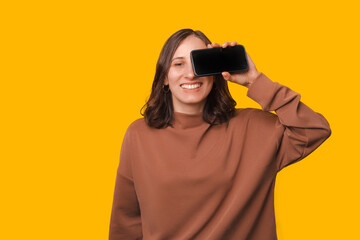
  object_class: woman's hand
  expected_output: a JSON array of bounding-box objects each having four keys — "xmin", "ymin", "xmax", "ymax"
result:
[{"xmin": 207, "ymin": 41, "xmax": 261, "ymax": 88}]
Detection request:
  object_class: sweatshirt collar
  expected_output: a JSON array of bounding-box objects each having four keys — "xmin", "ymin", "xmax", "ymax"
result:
[{"xmin": 172, "ymin": 111, "xmax": 207, "ymax": 129}]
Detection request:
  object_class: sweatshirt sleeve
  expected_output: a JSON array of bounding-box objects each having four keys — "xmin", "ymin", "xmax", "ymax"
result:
[
  {"xmin": 246, "ymin": 72, "xmax": 332, "ymax": 172},
  {"xmin": 109, "ymin": 125, "xmax": 143, "ymax": 240}
]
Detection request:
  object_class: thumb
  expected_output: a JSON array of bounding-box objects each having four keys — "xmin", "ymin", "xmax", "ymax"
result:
[{"xmin": 222, "ymin": 72, "xmax": 232, "ymax": 81}]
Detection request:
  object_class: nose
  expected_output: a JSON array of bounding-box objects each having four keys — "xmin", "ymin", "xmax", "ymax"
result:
[{"xmin": 185, "ymin": 62, "xmax": 196, "ymax": 79}]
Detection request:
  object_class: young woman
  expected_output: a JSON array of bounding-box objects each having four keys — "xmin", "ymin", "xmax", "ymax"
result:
[{"xmin": 109, "ymin": 28, "xmax": 331, "ymax": 240}]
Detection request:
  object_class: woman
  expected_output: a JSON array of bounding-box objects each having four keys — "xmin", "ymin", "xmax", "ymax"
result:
[{"xmin": 109, "ymin": 29, "xmax": 331, "ymax": 240}]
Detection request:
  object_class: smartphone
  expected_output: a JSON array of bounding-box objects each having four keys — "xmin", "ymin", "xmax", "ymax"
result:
[{"xmin": 190, "ymin": 45, "xmax": 249, "ymax": 77}]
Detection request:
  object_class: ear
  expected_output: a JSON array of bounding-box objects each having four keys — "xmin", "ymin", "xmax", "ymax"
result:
[{"xmin": 164, "ymin": 77, "xmax": 169, "ymax": 85}]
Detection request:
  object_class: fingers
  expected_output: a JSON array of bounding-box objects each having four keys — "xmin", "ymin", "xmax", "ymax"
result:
[
  {"xmin": 207, "ymin": 41, "xmax": 238, "ymax": 48},
  {"xmin": 222, "ymin": 41, "xmax": 238, "ymax": 48},
  {"xmin": 207, "ymin": 42, "xmax": 221, "ymax": 48}
]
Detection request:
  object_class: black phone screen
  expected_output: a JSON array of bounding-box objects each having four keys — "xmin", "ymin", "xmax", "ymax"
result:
[{"xmin": 190, "ymin": 45, "xmax": 249, "ymax": 77}]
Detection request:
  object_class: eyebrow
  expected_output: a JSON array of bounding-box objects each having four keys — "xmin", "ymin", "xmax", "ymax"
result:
[{"xmin": 171, "ymin": 57, "xmax": 185, "ymax": 62}]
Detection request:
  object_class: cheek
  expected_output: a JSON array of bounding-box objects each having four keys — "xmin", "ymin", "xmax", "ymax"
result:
[
  {"xmin": 167, "ymin": 70, "xmax": 181, "ymax": 82},
  {"xmin": 203, "ymin": 77, "xmax": 214, "ymax": 86},
  {"xmin": 165, "ymin": 73, "xmax": 174, "ymax": 85}
]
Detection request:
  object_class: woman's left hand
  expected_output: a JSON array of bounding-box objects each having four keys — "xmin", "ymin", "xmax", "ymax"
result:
[{"xmin": 207, "ymin": 41, "xmax": 261, "ymax": 88}]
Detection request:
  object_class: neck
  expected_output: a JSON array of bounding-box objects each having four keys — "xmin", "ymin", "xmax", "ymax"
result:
[
  {"xmin": 172, "ymin": 111, "xmax": 207, "ymax": 129},
  {"xmin": 172, "ymin": 100, "xmax": 206, "ymax": 115}
]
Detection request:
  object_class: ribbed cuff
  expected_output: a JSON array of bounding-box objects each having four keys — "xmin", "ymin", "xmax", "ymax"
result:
[{"xmin": 246, "ymin": 72, "xmax": 278, "ymax": 111}]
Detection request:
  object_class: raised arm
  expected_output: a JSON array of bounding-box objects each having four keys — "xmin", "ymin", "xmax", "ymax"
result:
[
  {"xmin": 247, "ymin": 73, "xmax": 332, "ymax": 171},
  {"xmin": 212, "ymin": 41, "xmax": 331, "ymax": 172},
  {"xmin": 109, "ymin": 126, "xmax": 142, "ymax": 239}
]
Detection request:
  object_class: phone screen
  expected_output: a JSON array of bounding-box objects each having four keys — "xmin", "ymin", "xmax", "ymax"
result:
[{"xmin": 190, "ymin": 45, "xmax": 249, "ymax": 77}]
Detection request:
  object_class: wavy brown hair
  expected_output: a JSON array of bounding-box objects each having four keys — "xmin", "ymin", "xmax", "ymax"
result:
[{"xmin": 140, "ymin": 28, "xmax": 237, "ymax": 129}]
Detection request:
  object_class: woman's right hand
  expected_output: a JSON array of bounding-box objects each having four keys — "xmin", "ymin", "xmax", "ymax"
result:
[{"xmin": 207, "ymin": 42, "xmax": 261, "ymax": 88}]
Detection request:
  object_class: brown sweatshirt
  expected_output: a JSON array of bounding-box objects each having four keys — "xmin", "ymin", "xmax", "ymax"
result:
[{"xmin": 109, "ymin": 73, "xmax": 331, "ymax": 240}]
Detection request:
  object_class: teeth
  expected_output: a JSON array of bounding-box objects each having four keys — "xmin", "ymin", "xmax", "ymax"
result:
[{"xmin": 181, "ymin": 83, "xmax": 201, "ymax": 89}]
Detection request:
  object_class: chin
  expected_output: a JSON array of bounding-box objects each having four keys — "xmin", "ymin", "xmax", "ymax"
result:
[{"xmin": 181, "ymin": 97, "xmax": 207, "ymax": 104}]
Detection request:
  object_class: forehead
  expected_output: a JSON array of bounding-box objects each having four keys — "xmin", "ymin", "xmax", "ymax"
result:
[{"xmin": 173, "ymin": 36, "xmax": 207, "ymax": 57}]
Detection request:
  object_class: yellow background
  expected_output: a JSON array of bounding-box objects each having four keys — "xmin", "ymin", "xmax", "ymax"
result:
[{"xmin": 1, "ymin": 0, "xmax": 359, "ymax": 239}]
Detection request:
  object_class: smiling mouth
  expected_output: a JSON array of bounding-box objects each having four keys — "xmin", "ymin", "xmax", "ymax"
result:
[{"xmin": 180, "ymin": 83, "xmax": 202, "ymax": 89}]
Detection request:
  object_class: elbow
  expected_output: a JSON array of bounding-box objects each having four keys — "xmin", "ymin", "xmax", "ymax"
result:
[
  {"xmin": 317, "ymin": 125, "xmax": 332, "ymax": 148},
  {"xmin": 319, "ymin": 125, "xmax": 332, "ymax": 143},
  {"xmin": 319, "ymin": 113, "xmax": 332, "ymax": 140},
  {"xmin": 325, "ymin": 126, "xmax": 332, "ymax": 139},
  {"xmin": 323, "ymin": 118, "xmax": 332, "ymax": 140},
  {"xmin": 305, "ymin": 125, "xmax": 332, "ymax": 152}
]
